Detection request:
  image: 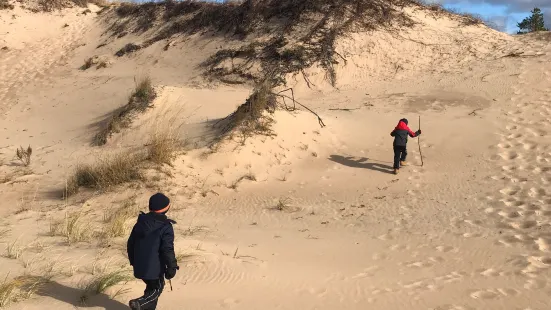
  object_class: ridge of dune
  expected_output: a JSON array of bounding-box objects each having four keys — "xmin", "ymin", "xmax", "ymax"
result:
[{"xmin": 0, "ymin": 1, "xmax": 551, "ymax": 310}]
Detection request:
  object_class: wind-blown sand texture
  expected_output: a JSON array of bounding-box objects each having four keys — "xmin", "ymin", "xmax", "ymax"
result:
[{"xmin": 0, "ymin": 1, "xmax": 550, "ymax": 309}]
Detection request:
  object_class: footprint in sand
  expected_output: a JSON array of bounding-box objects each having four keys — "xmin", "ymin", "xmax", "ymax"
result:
[
  {"xmin": 431, "ymin": 305, "xmax": 474, "ymax": 310},
  {"xmin": 499, "ymin": 151, "xmax": 520, "ymax": 160},
  {"xmin": 469, "ymin": 288, "xmax": 519, "ymax": 299},
  {"xmin": 524, "ymin": 278, "xmax": 546, "ymax": 290},
  {"xmin": 219, "ymin": 298, "xmax": 241, "ymax": 308},
  {"xmin": 497, "ymin": 210, "xmax": 521, "ymax": 219},
  {"xmin": 435, "ymin": 245, "xmax": 457, "ymax": 253},
  {"xmin": 477, "ymin": 268, "xmax": 510, "ymax": 277},
  {"xmin": 352, "ymin": 266, "xmax": 380, "ymax": 279}
]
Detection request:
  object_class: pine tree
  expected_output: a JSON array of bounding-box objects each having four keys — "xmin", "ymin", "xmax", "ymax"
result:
[{"xmin": 517, "ymin": 8, "xmax": 549, "ymax": 34}]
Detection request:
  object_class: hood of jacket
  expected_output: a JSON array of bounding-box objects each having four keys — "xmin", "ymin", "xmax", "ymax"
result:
[
  {"xmin": 134, "ymin": 212, "xmax": 174, "ymax": 238},
  {"xmin": 395, "ymin": 120, "xmax": 410, "ymax": 131}
]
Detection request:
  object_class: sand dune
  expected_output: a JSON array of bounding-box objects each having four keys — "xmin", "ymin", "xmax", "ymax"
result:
[{"xmin": 0, "ymin": 1, "xmax": 550, "ymax": 309}]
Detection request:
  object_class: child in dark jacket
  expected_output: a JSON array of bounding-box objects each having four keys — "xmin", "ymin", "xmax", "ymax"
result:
[
  {"xmin": 390, "ymin": 118, "xmax": 421, "ymax": 174},
  {"xmin": 127, "ymin": 193, "xmax": 179, "ymax": 310}
]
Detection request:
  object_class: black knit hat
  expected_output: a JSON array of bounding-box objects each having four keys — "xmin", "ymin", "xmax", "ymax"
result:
[
  {"xmin": 149, "ymin": 193, "xmax": 170, "ymax": 213},
  {"xmin": 400, "ymin": 118, "xmax": 408, "ymax": 125}
]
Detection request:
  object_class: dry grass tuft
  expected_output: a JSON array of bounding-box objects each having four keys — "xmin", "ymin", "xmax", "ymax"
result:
[
  {"xmin": 176, "ymin": 251, "xmax": 201, "ymax": 263},
  {"xmin": 0, "ymin": 275, "xmax": 48, "ymax": 307},
  {"xmin": 66, "ymin": 151, "xmax": 145, "ymax": 196},
  {"xmin": 80, "ymin": 270, "xmax": 132, "ymax": 303},
  {"xmin": 16, "ymin": 146, "xmax": 32, "ymax": 166},
  {"xmin": 214, "ymin": 81, "xmax": 277, "ymax": 140},
  {"xmin": 0, "ymin": 229, "xmax": 9, "ymax": 239},
  {"xmin": 115, "ymin": 43, "xmax": 142, "ymax": 57},
  {"xmin": 81, "ymin": 56, "xmax": 111, "ymax": 70},
  {"xmin": 50, "ymin": 212, "xmax": 92, "ymax": 244},
  {"xmin": 271, "ymin": 197, "xmax": 293, "ymax": 212},
  {"xmin": 96, "ymin": 59, "xmax": 109, "ymax": 69},
  {"xmin": 101, "ymin": 199, "xmax": 140, "ymax": 241},
  {"xmin": 228, "ymin": 171, "xmax": 257, "ymax": 190},
  {"xmin": 81, "ymin": 57, "xmax": 95, "ymax": 70},
  {"xmin": 4, "ymin": 239, "xmax": 24, "ymax": 259},
  {"xmin": 146, "ymin": 128, "xmax": 180, "ymax": 166},
  {"xmin": 94, "ymin": 75, "xmax": 156, "ymax": 146},
  {"xmin": 0, "ymin": 277, "xmax": 21, "ymax": 307}
]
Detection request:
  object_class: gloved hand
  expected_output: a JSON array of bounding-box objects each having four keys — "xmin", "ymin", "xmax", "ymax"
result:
[
  {"xmin": 165, "ymin": 266, "xmax": 179, "ymax": 279},
  {"xmin": 416, "ymin": 129, "xmax": 422, "ymax": 135}
]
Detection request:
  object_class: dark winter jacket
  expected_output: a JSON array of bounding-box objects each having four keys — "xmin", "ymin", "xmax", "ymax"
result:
[
  {"xmin": 390, "ymin": 120, "xmax": 421, "ymax": 147},
  {"xmin": 127, "ymin": 212, "xmax": 178, "ymax": 280}
]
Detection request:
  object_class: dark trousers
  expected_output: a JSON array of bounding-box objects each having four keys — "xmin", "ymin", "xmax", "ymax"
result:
[
  {"xmin": 393, "ymin": 145, "xmax": 407, "ymax": 169},
  {"xmin": 132, "ymin": 278, "xmax": 165, "ymax": 310}
]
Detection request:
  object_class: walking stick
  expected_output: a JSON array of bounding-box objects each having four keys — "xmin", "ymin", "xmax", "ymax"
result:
[
  {"xmin": 418, "ymin": 115, "xmax": 424, "ymax": 167},
  {"xmin": 168, "ymin": 279, "xmax": 173, "ymax": 291}
]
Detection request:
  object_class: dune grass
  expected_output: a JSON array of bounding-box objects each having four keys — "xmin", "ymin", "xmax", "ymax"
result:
[
  {"xmin": 0, "ymin": 277, "xmax": 21, "ymax": 307},
  {"xmin": 101, "ymin": 199, "xmax": 140, "ymax": 242},
  {"xmin": 214, "ymin": 81, "xmax": 277, "ymax": 140},
  {"xmin": 66, "ymin": 151, "xmax": 146, "ymax": 197},
  {"xmin": 50, "ymin": 212, "xmax": 92, "ymax": 244},
  {"xmin": 94, "ymin": 76, "xmax": 156, "ymax": 146},
  {"xmin": 0, "ymin": 275, "xmax": 48, "ymax": 307},
  {"xmin": 80, "ymin": 270, "xmax": 132, "ymax": 303},
  {"xmin": 146, "ymin": 126, "xmax": 181, "ymax": 166},
  {"xmin": 4, "ymin": 239, "xmax": 24, "ymax": 259}
]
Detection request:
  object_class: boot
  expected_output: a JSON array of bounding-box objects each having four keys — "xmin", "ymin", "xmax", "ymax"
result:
[
  {"xmin": 400, "ymin": 161, "xmax": 408, "ymax": 166},
  {"xmin": 129, "ymin": 299, "xmax": 141, "ymax": 310},
  {"xmin": 394, "ymin": 168, "xmax": 399, "ymax": 175}
]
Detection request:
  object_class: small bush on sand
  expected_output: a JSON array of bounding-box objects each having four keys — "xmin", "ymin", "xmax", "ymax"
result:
[
  {"xmin": 80, "ymin": 270, "xmax": 132, "ymax": 303},
  {"xmin": 66, "ymin": 151, "xmax": 145, "ymax": 196},
  {"xmin": 0, "ymin": 0, "xmax": 14, "ymax": 10},
  {"xmin": 115, "ymin": 43, "xmax": 142, "ymax": 57},
  {"xmin": 94, "ymin": 76, "xmax": 156, "ymax": 146}
]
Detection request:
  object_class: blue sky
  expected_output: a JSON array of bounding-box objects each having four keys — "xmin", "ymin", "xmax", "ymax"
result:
[{"xmin": 428, "ymin": 0, "xmax": 550, "ymax": 33}]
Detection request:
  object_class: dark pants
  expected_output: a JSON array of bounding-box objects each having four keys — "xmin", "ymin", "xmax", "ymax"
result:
[
  {"xmin": 393, "ymin": 145, "xmax": 407, "ymax": 169},
  {"xmin": 131, "ymin": 278, "xmax": 165, "ymax": 310}
]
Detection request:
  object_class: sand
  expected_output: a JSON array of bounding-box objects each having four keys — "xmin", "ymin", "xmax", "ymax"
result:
[{"xmin": 0, "ymin": 2, "xmax": 550, "ymax": 310}]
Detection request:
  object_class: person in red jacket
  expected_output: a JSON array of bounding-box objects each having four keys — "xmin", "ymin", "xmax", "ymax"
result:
[{"xmin": 390, "ymin": 118, "xmax": 421, "ymax": 174}]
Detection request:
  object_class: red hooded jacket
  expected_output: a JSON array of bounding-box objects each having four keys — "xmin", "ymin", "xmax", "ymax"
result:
[{"xmin": 390, "ymin": 120, "xmax": 420, "ymax": 147}]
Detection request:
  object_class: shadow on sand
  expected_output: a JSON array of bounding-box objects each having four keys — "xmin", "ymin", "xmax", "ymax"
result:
[
  {"xmin": 328, "ymin": 155, "xmax": 395, "ymax": 175},
  {"xmin": 35, "ymin": 281, "xmax": 128, "ymax": 309}
]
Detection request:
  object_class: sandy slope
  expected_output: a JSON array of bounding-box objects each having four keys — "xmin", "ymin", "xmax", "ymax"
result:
[{"xmin": 0, "ymin": 2, "xmax": 550, "ymax": 310}]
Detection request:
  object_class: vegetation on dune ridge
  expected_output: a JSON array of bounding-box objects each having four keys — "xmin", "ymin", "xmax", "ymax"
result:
[
  {"xmin": 100, "ymin": 1, "xmax": 497, "ymax": 142},
  {"xmin": 94, "ymin": 76, "xmax": 156, "ymax": 146},
  {"xmin": 0, "ymin": 0, "xmax": 14, "ymax": 10},
  {"xmin": 107, "ymin": 0, "xmax": 492, "ymax": 85},
  {"xmin": 1, "ymin": 0, "xmax": 107, "ymax": 11}
]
